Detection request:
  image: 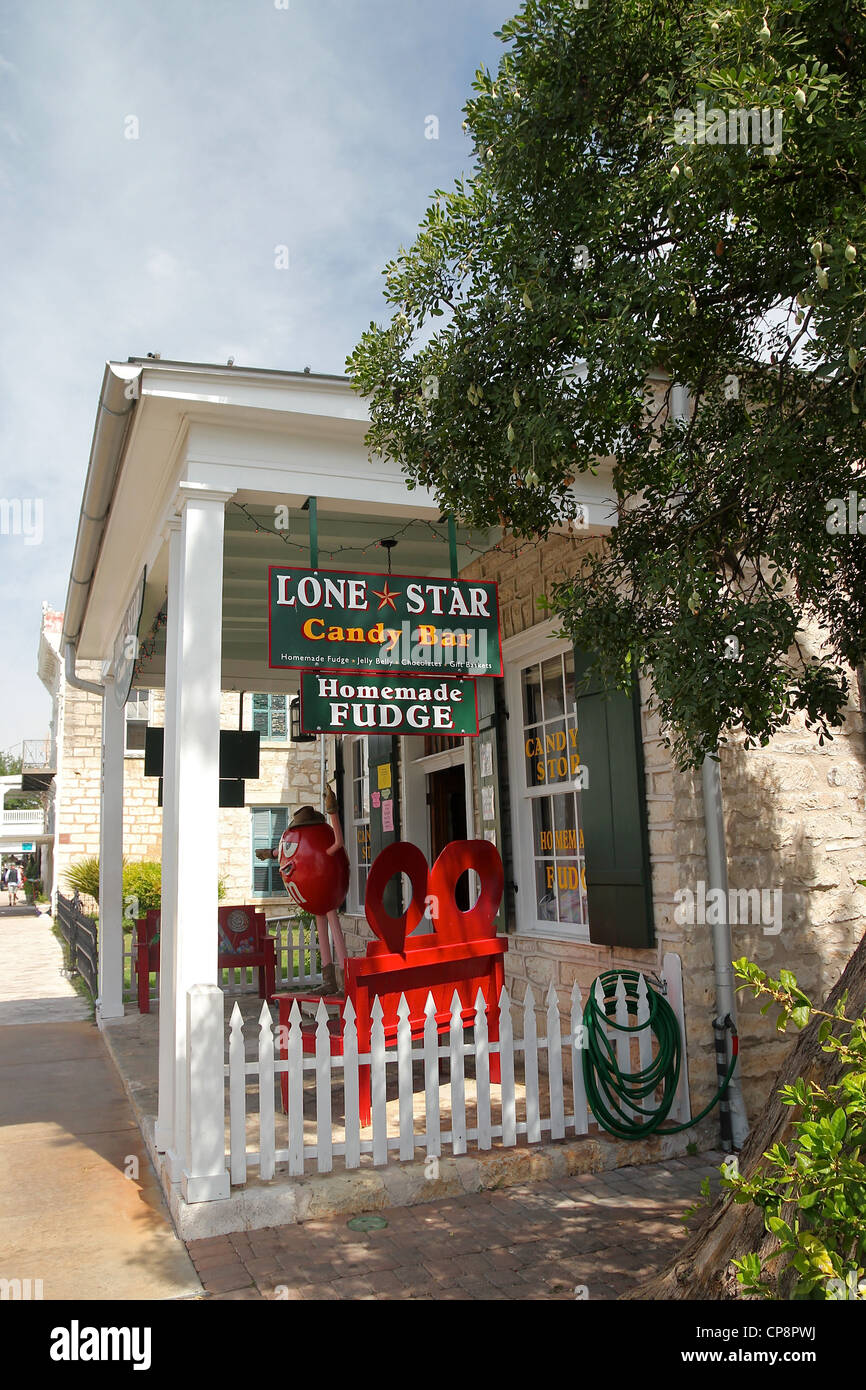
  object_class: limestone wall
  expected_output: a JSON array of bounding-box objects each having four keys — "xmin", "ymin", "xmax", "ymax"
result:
[{"xmin": 458, "ymin": 532, "xmax": 866, "ymax": 1136}]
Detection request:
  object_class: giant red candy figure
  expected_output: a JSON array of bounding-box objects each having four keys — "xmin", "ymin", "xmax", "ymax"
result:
[{"xmin": 257, "ymin": 787, "xmax": 349, "ymax": 995}]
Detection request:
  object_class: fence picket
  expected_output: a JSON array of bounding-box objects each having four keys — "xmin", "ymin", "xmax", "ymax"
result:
[
  {"xmin": 342, "ymin": 997, "xmax": 361, "ymax": 1169},
  {"xmin": 315, "ymin": 1000, "xmax": 333, "ymax": 1173},
  {"xmin": 423, "ymin": 993, "xmax": 441, "ymax": 1160},
  {"xmin": 370, "ymin": 996, "xmax": 387, "ymax": 1166},
  {"xmin": 570, "ymin": 983, "xmax": 589, "ymax": 1135},
  {"xmin": 523, "ymin": 986, "xmax": 540, "ymax": 1144},
  {"xmin": 663, "ymin": 951, "xmax": 691, "ymax": 1124},
  {"xmin": 474, "ymin": 988, "xmax": 491, "ymax": 1150},
  {"xmin": 228, "ymin": 1002, "xmax": 246, "ymax": 1185},
  {"xmin": 545, "ymin": 982, "xmax": 565, "ymax": 1140},
  {"xmin": 258, "ymin": 1001, "xmax": 276, "ymax": 1181},
  {"xmin": 397, "ymin": 994, "xmax": 414, "ymax": 1161},
  {"xmin": 499, "ymin": 986, "xmax": 516, "ymax": 1147},
  {"xmin": 449, "ymin": 990, "xmax": 466, "ymax": 1155},
  {"xmin": 614, "ymin": 973, "xmax": 635, "ymax": 1121},
  {"xmin": 636, "ymin": 974, "xmax": 653, "ymax": 1081},
  {"xmin": 286, "ymin": 999, "xmax": 304, "ymax": 1175}
]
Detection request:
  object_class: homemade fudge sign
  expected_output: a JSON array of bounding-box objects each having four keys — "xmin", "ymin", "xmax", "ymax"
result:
[
  {"xmin": 269, "ymin": 566, "xmax": 502, "ymax": 677},
  {"xmin": 300, "ymin": 672, "xmax": 479, "ymax": 737}
]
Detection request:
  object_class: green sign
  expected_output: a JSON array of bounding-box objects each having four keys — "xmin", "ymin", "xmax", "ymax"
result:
[
  {"xmin": 300, "ymin": 672, "xmax": 479, "ymax": 737},
  {"xmin": 269, "ymin": 567, "xmax": 502, "ymax": 677},
  {"xmin": 21, "ymin": 842, "xmax": 34, "ymax": 852}
]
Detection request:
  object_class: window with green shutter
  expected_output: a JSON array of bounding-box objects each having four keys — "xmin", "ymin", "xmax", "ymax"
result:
[
  {"xmin": 250, "ymin": 693, "xmax": 288, "ymax": 742},
  {"xmin": 251, "ymin": 806, "xmax": 289, "ymax": 897},
  {"xmin": 504, "ymin": 627, "xmax": 653, "ymax": 948},
  {"xmin": 572, "ymin": 651, "xmax": 654, "ymax": 949}
]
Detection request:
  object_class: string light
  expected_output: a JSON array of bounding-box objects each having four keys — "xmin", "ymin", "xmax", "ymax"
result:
[{"xmin": 229, "ymin": 502, "xmax": 553, "ymax": 564}]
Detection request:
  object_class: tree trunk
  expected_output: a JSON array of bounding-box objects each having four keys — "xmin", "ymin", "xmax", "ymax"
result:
[{"xmin": 624, "ymin": 931, "xmax": 866, "ymax": 1300}]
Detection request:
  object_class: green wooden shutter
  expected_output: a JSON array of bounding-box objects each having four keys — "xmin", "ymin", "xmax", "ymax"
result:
[
  {"xmin": 367, "ymin": 734, "xmax": 401, "ymax": 917},
  {"xmin": 574, "ymin": 651, "xmax": 654, "ymax": 948}
]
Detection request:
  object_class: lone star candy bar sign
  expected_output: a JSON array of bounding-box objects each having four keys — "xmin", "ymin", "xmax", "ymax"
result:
[
  {"xmin": 300, "ymin": 672, "xmax": 479, "ymax": 737},
  {"xmin": 269, "ymin": 566, "xmax": 502, "ymax": 677}
]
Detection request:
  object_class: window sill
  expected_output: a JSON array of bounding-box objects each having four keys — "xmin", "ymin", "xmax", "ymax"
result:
[{"xmin": 512, "ymin": 922, "xmax": 592, "ymax": 946}]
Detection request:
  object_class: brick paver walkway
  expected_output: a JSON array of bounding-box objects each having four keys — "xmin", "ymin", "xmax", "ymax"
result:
[{"xmin": 187, "ymin": 1152, "xmax": 724, "ymax": 1300}]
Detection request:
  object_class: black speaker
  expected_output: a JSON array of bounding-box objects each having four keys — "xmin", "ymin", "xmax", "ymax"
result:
[
  {"xmin": 157, "ymin": 777, "xmax": 246, "ymax": 808},
  {"xmin": 145, "ymin": 729, "xmax": 260, "ymax": 781}
]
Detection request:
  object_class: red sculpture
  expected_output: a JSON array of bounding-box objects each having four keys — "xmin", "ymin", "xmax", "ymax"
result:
[
  {"xmin": 258, "ymin": 789, "xmax": 349, "ymax": 995},
  {"xmin": 275, "ymin": 837, "xmax": 508, "ymax": 1125}
]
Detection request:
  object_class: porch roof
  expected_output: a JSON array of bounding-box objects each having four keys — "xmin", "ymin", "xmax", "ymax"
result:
[{"xmin": 64, "ymin": 356, "xmax": 617, "ymax": 687}]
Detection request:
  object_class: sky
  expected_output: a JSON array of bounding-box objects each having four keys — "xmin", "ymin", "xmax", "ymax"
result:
[{"xmin": 0, "ymin": 0, "xmax": 510, "ymax": 754}]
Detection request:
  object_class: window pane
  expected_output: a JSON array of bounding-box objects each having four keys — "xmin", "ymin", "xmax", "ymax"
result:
[
  {"xmin": 531, "ymin": 797, "xmax": 553, "ymax": 857},
  {"xmin": 552, "ymin": 860, "xmax": 585, "ymax": 924},
  {"xmin": 270, "ymin": 708, "xmax": 287, "ymax": 738},
  {"xmin": 534, "ymin": 860, "xmax": 558, "ymax": 922},
  {"xmin": 540, "ymin": 720, "xmax": 568, "ymax": 786},
  {"xmin": 541, "ymin": 655, "xmax": 565, "ymax": 720},
  {"xmin": 564, "ymin": 649, "xmax": 575, "ymax": 705},
  {"xmin": 521, "ymin": 664, "xmax": 542, "ymax": 727},
  {"xmin": 252, "ymin": 711, "xmax": 268, "ymax": 735},
  {"xmin": 552, "ymin": 793, "xmax": 579, "ymax": 853},
  {"xmin": 252, "ymin": 694, "xmax": 268, "ymax": 710},
  {"xmin": 126, "ymin": 720, "xmax": 147, "ymax": 751}
]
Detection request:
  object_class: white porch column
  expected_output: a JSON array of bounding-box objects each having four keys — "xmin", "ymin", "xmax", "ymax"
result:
[
  {"xmin": 155, "ymin": 518, "xmax": 182, "ymax": 1154},
  {"xmin": 164, "ymin": 485, "xmax": 233, "ymax": 1200},
  {"xmin": 97, "ymin": 676, "xmax": 125, "ymax": 1024}
]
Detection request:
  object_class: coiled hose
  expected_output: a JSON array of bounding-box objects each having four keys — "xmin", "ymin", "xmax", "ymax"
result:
[{"xmin": 582, "ymin": 970, "xmax": 738, "ymax": 1139}]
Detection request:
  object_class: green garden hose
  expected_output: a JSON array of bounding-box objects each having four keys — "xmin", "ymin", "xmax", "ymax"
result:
[{"xmin": 582, "ymin": 970, "xmax": 738, "ymax": 1139}]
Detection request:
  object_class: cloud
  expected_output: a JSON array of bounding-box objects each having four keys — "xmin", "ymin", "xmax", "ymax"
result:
[{"xmin": 0, "ymin": 0, "xmax": 507, "ymax": 750}]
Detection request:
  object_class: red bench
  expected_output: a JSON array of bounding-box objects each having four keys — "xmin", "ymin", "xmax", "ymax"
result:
[
  {"xmin": 275, "ymin": 838, "xmax": 507, "ymax": 1125},
  {"xmin": 134, "ymin": 905, "xmax": 276, "ymax": 1013}
]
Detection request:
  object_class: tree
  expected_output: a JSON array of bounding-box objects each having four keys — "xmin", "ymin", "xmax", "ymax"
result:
[
  {"xmin": 0, "ymin": 748, "xmax": 42, "ymax": 810},
  {"xmin": 627, "ymin": 935, "xmax": 866, "ymax": 1299},
  {"xmin": 347, "ymin": 0, "xmax": 866, "ymax": 769}
]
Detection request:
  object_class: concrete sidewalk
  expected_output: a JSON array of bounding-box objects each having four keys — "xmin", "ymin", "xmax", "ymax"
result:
[{"xmin": 0, "ymin": 911, "xmax": 201, "ymax": 1300}]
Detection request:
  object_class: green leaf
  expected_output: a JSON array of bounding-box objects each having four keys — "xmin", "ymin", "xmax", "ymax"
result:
[{"xmin": 830, "ymin": 1109, "xmax": 848, "ymax": 1142}]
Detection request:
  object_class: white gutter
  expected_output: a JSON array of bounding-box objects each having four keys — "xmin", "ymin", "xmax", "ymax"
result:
[
  {"xmin": 673, "ymin": 386, "xmax": 749, "ymax": 1148},
  {"xmin": 62, "ymin": 362, "xmax": 142, "ymax": 695}
]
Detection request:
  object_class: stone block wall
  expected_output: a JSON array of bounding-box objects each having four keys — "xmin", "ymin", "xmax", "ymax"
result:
[{"xmin": 458, "ymin": 532, "xmax": 866, "ymax": 1136}]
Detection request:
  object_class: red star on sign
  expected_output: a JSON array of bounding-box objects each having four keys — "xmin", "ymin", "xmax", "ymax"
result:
[{"xmin": 371, "ymin": 581, "xmax": 401, "ymax": 611}]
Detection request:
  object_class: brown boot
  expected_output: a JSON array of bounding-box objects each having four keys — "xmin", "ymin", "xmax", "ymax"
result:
[{"xmin": 321, "ymin": 963, "xmax": 339, "ymax": 996}]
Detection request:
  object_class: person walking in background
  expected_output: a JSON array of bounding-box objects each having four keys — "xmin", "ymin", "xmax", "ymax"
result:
[{"xmin": 5, "ymin": 861, "xmax": 22, "ymax": 906}]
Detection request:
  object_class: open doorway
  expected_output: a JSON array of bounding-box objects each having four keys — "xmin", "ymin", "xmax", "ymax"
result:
[{"xmin": 429, "ymin": 763, "xmax": 469, "ymax": 909}]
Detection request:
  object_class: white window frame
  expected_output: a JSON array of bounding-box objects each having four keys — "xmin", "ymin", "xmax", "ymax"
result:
[
  {"xmin": 124, "ymin": 689, "xmax": 152, "ymax": 757},
  {"xmin": 343, "ymin": 735, "xmax": 371, "ymax": 914},
  {"xmin": 504, "ymin": 620, "xmax": 590, "ymax": 943}
]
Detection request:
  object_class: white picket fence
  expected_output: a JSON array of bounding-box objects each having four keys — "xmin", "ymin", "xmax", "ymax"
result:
[
  {"xmin": 223, "ymin": 963, "xmax": 690, "ymax": 1184},
  {"xmin": 126, "ymin": 913, "xmax": 323, "ymax": 1005}
]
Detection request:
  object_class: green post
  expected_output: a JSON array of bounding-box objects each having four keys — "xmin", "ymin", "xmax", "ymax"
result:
[
  {"xmin": 447, "ymin": 515, "xmax": 458, "ymax": 579},
  {"xmin": 306, "ymin": 497, "xmax": 318, "ymax": 570}
]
